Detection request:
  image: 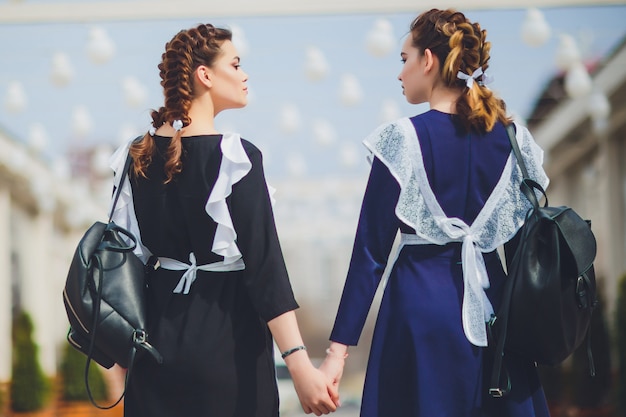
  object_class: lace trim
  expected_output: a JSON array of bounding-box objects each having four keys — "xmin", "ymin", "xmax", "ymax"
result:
[
  {"xmin": 204, "ymin": 132, "xmax": 252, "ymax": 264},
  {"xmin": 363, "ymin": 117, "xmax": 549, "ymax": 346}
]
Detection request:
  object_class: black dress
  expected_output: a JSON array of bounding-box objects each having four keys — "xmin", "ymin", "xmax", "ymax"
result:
[{"xmin": 123, "ymin": 134, "xmax": 298, "ymax": 417}]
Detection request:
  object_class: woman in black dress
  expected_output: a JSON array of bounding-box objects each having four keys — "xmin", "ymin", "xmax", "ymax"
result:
[{"xmin": 109, "ymin": 23, "xmax": 338, "ymax": 417}]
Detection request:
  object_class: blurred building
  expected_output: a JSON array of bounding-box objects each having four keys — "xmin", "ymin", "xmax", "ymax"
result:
[
  {"xmin": 527, "ymin": 37, "xmax": 626, "ymax": 322},
  {"xmin": 0, "ymin": 127, "xmax": 106, "ymax": 387}
]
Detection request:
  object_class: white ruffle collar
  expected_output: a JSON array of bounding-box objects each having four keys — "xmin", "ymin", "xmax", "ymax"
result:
[{"xmin": 108, "ymin": 132, "xmax": 252, "ymax": 266}]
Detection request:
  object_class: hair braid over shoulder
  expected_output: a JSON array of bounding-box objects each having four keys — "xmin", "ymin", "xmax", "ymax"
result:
[
  {"xmin": 130, "ymin": 24, "xmax": 232, "ymax": 183},
  {"xmin": 410, "ymin": 9, "xmax": 510, "ymax": 132}
]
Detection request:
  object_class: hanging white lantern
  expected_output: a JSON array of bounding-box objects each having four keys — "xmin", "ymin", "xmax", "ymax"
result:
[
  {"xmin": 588, "ymin": 91, "xmax": 610, "ymax": 121},
  {"xmin": 366, "ymin": 18, "xmax": 395, "ymax": 57},
  {"xmin": 279, "ymin": 103, "xmax": 301, "ymax": 134},
  {"xmin": 230, "ymin": 24, "xmax": 249, "ymax": 57},
  {"xmin": 380, "ymin": 99, "xmax": 400, "ymax": 123},
  {"xmin": 564, "ymin": 62, "xmax": 592, "ymax": 99},
  {"xmin": 51, "ymin": 52, "xmax": 74, "ymax": 86},
  {"xmin": 339, "ymin": 73, "xmax": 363, "ymax": 107},
  {"xmin": 28, "ymin": 123, "xmax": 49, "ymax": 153},
  {"xmin": 555, "ymin": 34, "xmax": 581, "ymax": 71},
  {"xmin": 122, "ymin": 76, "xmax": 147, "ymax": 108},
  {"xmin": 72, "ymin": 105, "xmax": 93, "ymax": 137},
  {"xmin": 304, "ymin": 46, "xmax": 329, "ymax": 82},
  {"xmin": 588, "ymin": 91, "xmax": 611, "ymax": 133},
  {"xmin": 312, "ymin": 119, "xmax": 336, "ymax": 147},
  {"xmin": 520, "ymin": 8, "xmax": 551, "ymax": 47},
  {"xmin": 4, "ymin": 81, "xmax": 27, "ymax": 113},
  {"xmin": 87, "ymin": 26, "xmax": 116, "ymax": 65}
]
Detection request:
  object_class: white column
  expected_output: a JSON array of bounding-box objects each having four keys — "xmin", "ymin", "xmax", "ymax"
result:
[
  {"xmin": 20, "ymin": 210, "xmax": 56, "ymax": 376},
  {"xmin": 0, "ymin": 188, "xmax": 11, "ymax": 382}
]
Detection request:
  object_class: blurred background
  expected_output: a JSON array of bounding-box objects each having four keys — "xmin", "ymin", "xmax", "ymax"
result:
[{"xmin": 1, "ymin": 0, "xmax": 626, "ymax": 416}]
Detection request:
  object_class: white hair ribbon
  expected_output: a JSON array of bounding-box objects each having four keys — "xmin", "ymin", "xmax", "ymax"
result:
[
  {"xmin": 148, "ymin": 126, "xmax": 156, "ymax": 136},
  {"xmin": 172, "ymin": 119, "xmax": 183, "ymax": 131},
  {"xmin": 457, "ymin": 67, "xmax": 484, "ymax": 89}
]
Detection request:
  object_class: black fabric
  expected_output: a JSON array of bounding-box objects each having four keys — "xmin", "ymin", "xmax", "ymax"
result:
[{"xmin": 125, "ymin": 134, "xmax": 298, "ymax": 417}]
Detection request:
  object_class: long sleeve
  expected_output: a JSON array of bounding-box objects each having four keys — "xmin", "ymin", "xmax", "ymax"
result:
[
  {"xmin": 229, "ymin": 144, "xmax": 299, "ymax": 322},
  {"xmin": 330, "ymin": 157, "xmax": 401, "ymax": 345}
]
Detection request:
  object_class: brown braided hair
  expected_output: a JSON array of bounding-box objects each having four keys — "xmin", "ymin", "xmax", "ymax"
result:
[
  {"xmin": 409, "ymin": 9, "xmax": 510, "ymax": 132},
  {"xmin": 130, "ymin": 24, "xmax": 232, "ymax": 183}
]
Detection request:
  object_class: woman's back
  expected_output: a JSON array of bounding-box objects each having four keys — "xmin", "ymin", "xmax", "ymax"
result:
[{"xmin": 411, "ymin": 109, "xmax": 511, "ymax": 224}]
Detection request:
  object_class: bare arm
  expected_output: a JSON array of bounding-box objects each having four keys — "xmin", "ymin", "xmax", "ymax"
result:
[{"xmin": 268, "ymin": 311, "xmax": 340, "ymax": 415}]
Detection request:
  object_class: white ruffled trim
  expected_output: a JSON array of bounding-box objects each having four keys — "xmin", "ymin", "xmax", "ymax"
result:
[
  {"xmin": 108, "ymin": 139, "xmax": 151, "ymax": 263},
  {"xmin": 363, "ymin": 117, "xmax": 549, "ymax": 347},
  {"xmin": 205, "ymin": 132, "xmax": 252, "ymax": 265}
]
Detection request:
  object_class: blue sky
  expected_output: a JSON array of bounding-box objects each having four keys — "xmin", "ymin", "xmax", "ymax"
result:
[{"xmin": 1, "ymin": 5, "xmax": 625, "ymax": 181}]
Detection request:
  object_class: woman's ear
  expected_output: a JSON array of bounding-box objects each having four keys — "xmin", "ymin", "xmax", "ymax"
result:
[
  {"xmin": 195, "ymin": 65, "xmax": 213, "ymax": 88},
  {"xmin": 422, "ymin": 48, "xmax": 437, "ymax": 74}
]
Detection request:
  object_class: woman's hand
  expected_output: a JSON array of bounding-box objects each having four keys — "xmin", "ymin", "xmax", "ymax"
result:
[
  {"xmin": 286, "ymin": 351, "xmax": 339, "ymax": 415},
  {"xmin": 319, "ymin": 342, "xmax": 348, "ymax": 397}
]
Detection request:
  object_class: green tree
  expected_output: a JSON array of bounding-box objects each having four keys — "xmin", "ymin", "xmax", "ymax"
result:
[
  {"xmin": 60, "ymin": 344, "xmax": 108, "ymax": 402},
  {"xmin": 10, "ymin": 311, "xmax": 51, "ymax": 412}
]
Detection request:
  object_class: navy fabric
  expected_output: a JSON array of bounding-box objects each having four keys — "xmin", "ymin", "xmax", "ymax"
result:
[{"xmin": 330, "ymin": 110, "xmax": 550, "ymax": 417}]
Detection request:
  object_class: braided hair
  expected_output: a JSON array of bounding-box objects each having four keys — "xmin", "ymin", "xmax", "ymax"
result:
[
  {"xmin": 409, "ymin": 9, "xmax": 510, "ymax": 132},
  {"xmin": 130, "ymin": 24, "xmax": 232, "ymax": 183}
]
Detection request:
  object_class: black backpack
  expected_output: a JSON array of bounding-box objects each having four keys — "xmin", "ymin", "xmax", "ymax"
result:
[{"xmin": 488, "ymin": 125, "xmax": 597, "ymax": 397}]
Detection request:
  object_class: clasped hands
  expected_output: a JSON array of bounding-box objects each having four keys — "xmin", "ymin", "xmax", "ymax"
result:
[{"xmin": 288, "ymin": 343, "xmax": 348, "ymax": 416}]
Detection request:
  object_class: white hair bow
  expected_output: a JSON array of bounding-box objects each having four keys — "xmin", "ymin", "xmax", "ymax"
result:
[{"xmin": 457, "ymin": 67, "xmax": 485, "ymax": 89}]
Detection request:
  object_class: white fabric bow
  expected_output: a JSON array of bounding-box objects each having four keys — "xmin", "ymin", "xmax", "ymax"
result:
[
  {"xmin": 457, "ymin": 67, "xmax": 484, "ymax": 89},
  {"xmin": 438, "ymin": 217, "xmax": 494, "ymax": 347}
]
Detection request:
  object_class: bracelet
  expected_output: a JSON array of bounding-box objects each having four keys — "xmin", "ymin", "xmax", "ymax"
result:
[
  {"xmin": 326, "ymin": 348, "xmax": 349, "ymax": 359},
  {"xmin": 281, "ymin": 345, "xmax": 307, "ymax": 359}
]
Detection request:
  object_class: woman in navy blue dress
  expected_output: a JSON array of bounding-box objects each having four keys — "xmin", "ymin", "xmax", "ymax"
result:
[{"xmin": 320, "ymin": 9, "xmax": 551, "ymax": 417}]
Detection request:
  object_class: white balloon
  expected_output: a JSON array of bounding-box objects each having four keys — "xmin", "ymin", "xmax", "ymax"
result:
[
  {"xmin": 521, "ymin": 8, "xmax": 551, "ymax": 47},
  {"xmin": 230, "ymin": 24, "xmax": 249, "ymax": 57},
  {"xmin": 122, "ymin": 76, "xmax": 147, "ymax": 108},
  {"xmin": 587, "ymin": 91, "xmax": 611, "ymax": 121},
  {"xmin": 4, "ymin": 81, "xmax": 27, "ymax": 113},
  {"xmin": 28, "ymin": 123, "xmax": 48, "ymax": 153},
  {"xmin": 340, "ymin": 143, "xmax": 360, "ymax": 168},
  {"xmin": 555, "ymin": 34, "xmax": 581, "ymax": 71},
  {"xmin": 564, "ymin": 63, "xmax": 592, "ymax": 99},
  {"xmin": 304, "ymin": 46, "xmax": 329, "ymax": 81},
  {"xmin": 339, "ymin": 74, "xmax": 363, "ymax": 107},
  {"xmin": 51, "ymin": 52, "xmax": 74, "ymax": 86},
  {"xmin": 380, "ymin": 99, "xmax": 400, "ymax": 123},
  {"xmin": 366, "ymin": 19, "xmax": 395, "ymax": 57},
  {"xmin": 72, "ymin": 105, "xmax": 93, "ymax": 137},
  {"xmin": 279, "ymin": 103, "xmax": 301, "ymax": 134},
  {"xmin": 87, "ymin": 26, "xmax": 116, "ymax": 65},
  {"xmin": 312, "ymin": 119, "xmax": 336, "ymax": 147}
]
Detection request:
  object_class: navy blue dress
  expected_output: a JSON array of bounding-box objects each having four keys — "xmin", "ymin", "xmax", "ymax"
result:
[{"xmin": 330, "ymin": 110, "xmax": 550, "ymax": 417}]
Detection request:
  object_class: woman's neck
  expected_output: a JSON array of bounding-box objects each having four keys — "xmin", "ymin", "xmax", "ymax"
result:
[{"xmin": 429, "ymin": 85, "xmax": 462, "ymax": 114}]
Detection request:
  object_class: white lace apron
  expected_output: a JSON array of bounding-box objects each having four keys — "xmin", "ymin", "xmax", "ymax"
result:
[{"xmin": 365, "ymin": 117, "xmax": 549, "ymax": 347}]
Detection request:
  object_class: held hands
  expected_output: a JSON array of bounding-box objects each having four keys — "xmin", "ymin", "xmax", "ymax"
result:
[
  {"xmin": 319, "ymin": 344, "xmax": 348, "ymax": 399},
  {"xmin": 285, "ymin": 350, "xmax": 339, "ymax": 415}
]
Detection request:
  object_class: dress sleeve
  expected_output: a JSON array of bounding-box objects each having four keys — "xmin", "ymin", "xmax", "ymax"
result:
[
  {"xmin": 330, "ymin": 157, "xmax": 401, "ymax": 345},
  {"xmin": 229, "ymin": 145, "xmax": 299, "ymax": 322}
]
